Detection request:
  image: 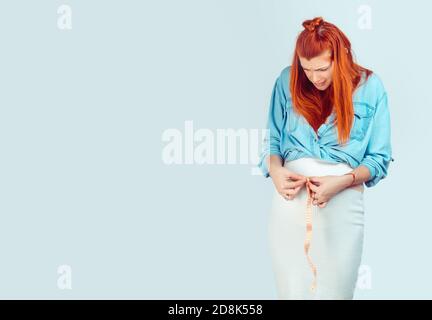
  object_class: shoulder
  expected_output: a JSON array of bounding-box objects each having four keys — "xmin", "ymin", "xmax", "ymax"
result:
[
  {"xmin": 279, "ymin": 65, "xmax": 292, "ymax": 81},
  {"xmin": 353, "ymin": 70, "xmax": 387, "ymax": 109},
  {"xmin": 365, "ymin": 71, "xmax": 387, "ymax": 96},
  {"xmin": 279, "ymin": 65, "xmax": 292, "ymax": 87},
  {"xmin": 274, "ymin": 65, "xmax": 292, "ymax": 100}
]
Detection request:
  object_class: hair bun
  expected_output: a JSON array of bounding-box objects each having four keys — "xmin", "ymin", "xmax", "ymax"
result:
[{"xmin": 302, "ymin": 17, "xmax": 324, "ymax": 32}]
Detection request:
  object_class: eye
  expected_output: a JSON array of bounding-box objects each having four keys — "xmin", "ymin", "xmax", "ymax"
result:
[{"xmin": 303, "ymin": 68, "xmax": 328, "ymax": 72}]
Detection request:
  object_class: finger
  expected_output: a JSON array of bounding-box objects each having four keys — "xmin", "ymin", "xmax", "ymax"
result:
[
  {"xmin": 309, "ymin": 176, "xmax": 322, "ymax": 182},
  {"xmin": 282, "ymin": 183, "xmax": 295, "ymax": 190},
  {"xmin": 280, "ymin": 192, "xmax": 290, "ymax": 200},
  {"xmin": 283, "ymin": 188, "xmax": 294, "ymax": 195},
  {"xmin": 285, "ymin": 185, "xmax": 302, "ymax": 196},
  {"xmin": 308, "ymin": 180, "xmax": 320, "ymax": 187},
  {"xmin": 281, "ymin": 183, "xmax": 293, "ymax": 190},
  {"xmin": 287, "ymin": 179, "xmax": 306, "ymax": 189},
  {"xmin": 318, "ymin": 202, "xmax": 327, "ymax": 208},
  {"xmin": 284, "ymin": 194, "xmax": 293, "ymax": 201},
  {"xmin": 293, "ymin": 185, "xmax": 302, "ymax": 195},
  {"xmin": 280, "ymin": 190, "xmax": 292, "ymax": 199},
  {"xmin": 307, "ymin": 182, "xmax": 319, "ymax": 192},
  {"xmin": 289, "ymin": 173, "xmax": 306, "ymax": 181}
]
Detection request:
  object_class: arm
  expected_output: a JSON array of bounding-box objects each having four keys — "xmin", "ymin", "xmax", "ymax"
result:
[
  {"xmin": 341, "ymin": 91, "xmax": 393, "ymax": 188},
  {"xmin": 268, "ymin": 154, "xmax": 284, "ymax": 178},
  {"xmin": 258, "ymin": 74, "xmax": 287, "ymax": 178},
  {"xmin": 338, "ymin": 165, "xmax": 372, "ymax": 189}
]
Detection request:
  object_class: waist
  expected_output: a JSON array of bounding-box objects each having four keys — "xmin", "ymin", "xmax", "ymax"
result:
[{"xmin": 284, "ymin": 157, "xmax": 364, "ymax": 193}]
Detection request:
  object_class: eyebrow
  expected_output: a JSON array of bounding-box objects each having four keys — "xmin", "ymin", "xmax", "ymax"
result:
[{"xmin": 302, "ymin": 64, "xmax": 331, "ymax": 71}]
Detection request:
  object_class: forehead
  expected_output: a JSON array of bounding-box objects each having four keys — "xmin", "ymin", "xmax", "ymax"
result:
[{"xmin": 299, "ymin": 51, "xmax": 332, "ymax": 69}]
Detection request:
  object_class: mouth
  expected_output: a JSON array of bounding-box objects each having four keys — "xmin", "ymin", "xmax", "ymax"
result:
[{"xmin": 315, "ymin": 81, "xmax": 325, "ymax": 86}]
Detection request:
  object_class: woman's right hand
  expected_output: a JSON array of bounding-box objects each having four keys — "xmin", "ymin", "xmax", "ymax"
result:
[{"xmin": 270, "ymin": 167, "xmax": 307, "ymax": 201}]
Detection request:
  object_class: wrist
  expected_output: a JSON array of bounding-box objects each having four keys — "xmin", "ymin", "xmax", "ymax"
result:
[
  {"xmin": 268, "ymin": 155, "xmax": 284, "ymax": 178},
  {"xmin": 340, "ymin": 172, "xmax": 355, "ymax": 189},
  {"xmin": 269, "ymin": 165, "xmax": 283, "ymax": 178}
]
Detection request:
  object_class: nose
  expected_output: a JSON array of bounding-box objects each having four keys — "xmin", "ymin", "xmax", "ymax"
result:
[{"xmin": 311, "ymin": 73, "xmax": 321, "ymax": 84}]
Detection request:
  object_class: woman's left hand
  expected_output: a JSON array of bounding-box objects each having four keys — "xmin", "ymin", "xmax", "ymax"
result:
[{"xmin": 306, "ymin": 175, "xmax": 347, "ymax": 208}]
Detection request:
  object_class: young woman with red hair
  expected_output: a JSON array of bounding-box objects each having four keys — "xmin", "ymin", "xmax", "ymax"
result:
[{"xmin": 258, "ymin": 17, "xmax": 393, "ymax": 299}]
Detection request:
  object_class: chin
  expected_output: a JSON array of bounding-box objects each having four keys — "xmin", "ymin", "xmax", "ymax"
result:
[
  {"xmin": 315, "ymin": 86, "xmax": 328, "ymax": 91},
  {"xmin": 315, "ymin": 83, "xmax": 330, "ymax": 91}
]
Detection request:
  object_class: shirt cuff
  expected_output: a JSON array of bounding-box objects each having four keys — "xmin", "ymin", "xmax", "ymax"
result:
[
  {"xmin": 258, "ymin": 151, "xmax": 284, "ymax": 178},
  {"xmin": 359, "ymin": 160, "xmax": 377, "ymax": 188}
]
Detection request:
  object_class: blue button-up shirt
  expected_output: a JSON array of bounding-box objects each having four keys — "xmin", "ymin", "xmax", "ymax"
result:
[{"xmin": 257, "ymin": 66, "xmax": 394, "ymax": 188}]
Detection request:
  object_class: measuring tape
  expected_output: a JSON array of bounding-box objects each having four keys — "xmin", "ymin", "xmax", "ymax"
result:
[{"xmin": 304, "ymin": 177, "xmax": 317, "ymax": 293}]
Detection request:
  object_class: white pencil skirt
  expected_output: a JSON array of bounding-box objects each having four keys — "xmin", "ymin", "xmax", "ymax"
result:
[{"xmin": 268, "ymin": 157, "xmax": 365, "ymax": 300}]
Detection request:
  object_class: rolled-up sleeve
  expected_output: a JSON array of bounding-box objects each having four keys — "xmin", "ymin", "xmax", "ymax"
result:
[
  {"xmin": 359, "ymin": 91, "xmax": 393, "ymax": 187},
  {"xmin": 257, "ymin": 75, "xmax": 286, "ymax": 178}
]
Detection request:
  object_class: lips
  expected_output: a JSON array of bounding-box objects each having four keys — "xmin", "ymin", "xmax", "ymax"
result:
[{"xmin": 315, "ymin": 81, "xmax": 325, "ymax": 86}]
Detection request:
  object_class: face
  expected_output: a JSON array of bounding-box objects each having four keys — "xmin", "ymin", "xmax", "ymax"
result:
[{"xmin": 299, "ymin": 50, "xmax": 334, "ymax": 91}]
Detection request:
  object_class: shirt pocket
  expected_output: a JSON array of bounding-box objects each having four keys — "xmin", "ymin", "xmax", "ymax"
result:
[{"xmin": 350, "ymin": 102, "xmax": 374, "ymax": 140}]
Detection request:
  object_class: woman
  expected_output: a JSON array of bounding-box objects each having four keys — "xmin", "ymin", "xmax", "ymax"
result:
[{"xmin": 257, "ymin": 17, "xmax": 394, "ymax": 300}]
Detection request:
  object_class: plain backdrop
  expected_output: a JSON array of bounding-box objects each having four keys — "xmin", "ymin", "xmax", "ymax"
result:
[{"xmin": 0, "ymin": 0, "xmax": 429, "ymax": 299}]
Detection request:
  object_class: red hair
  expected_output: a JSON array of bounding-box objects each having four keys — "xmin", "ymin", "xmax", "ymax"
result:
[{"xmin": 290, "ymin": 17, "xmax": 372, "ymax": 145}]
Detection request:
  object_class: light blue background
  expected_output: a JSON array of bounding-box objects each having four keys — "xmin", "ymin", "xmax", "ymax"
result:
[{"xmin": 0, "ymin": 0, "xmax": 428, "ymax": 299}]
